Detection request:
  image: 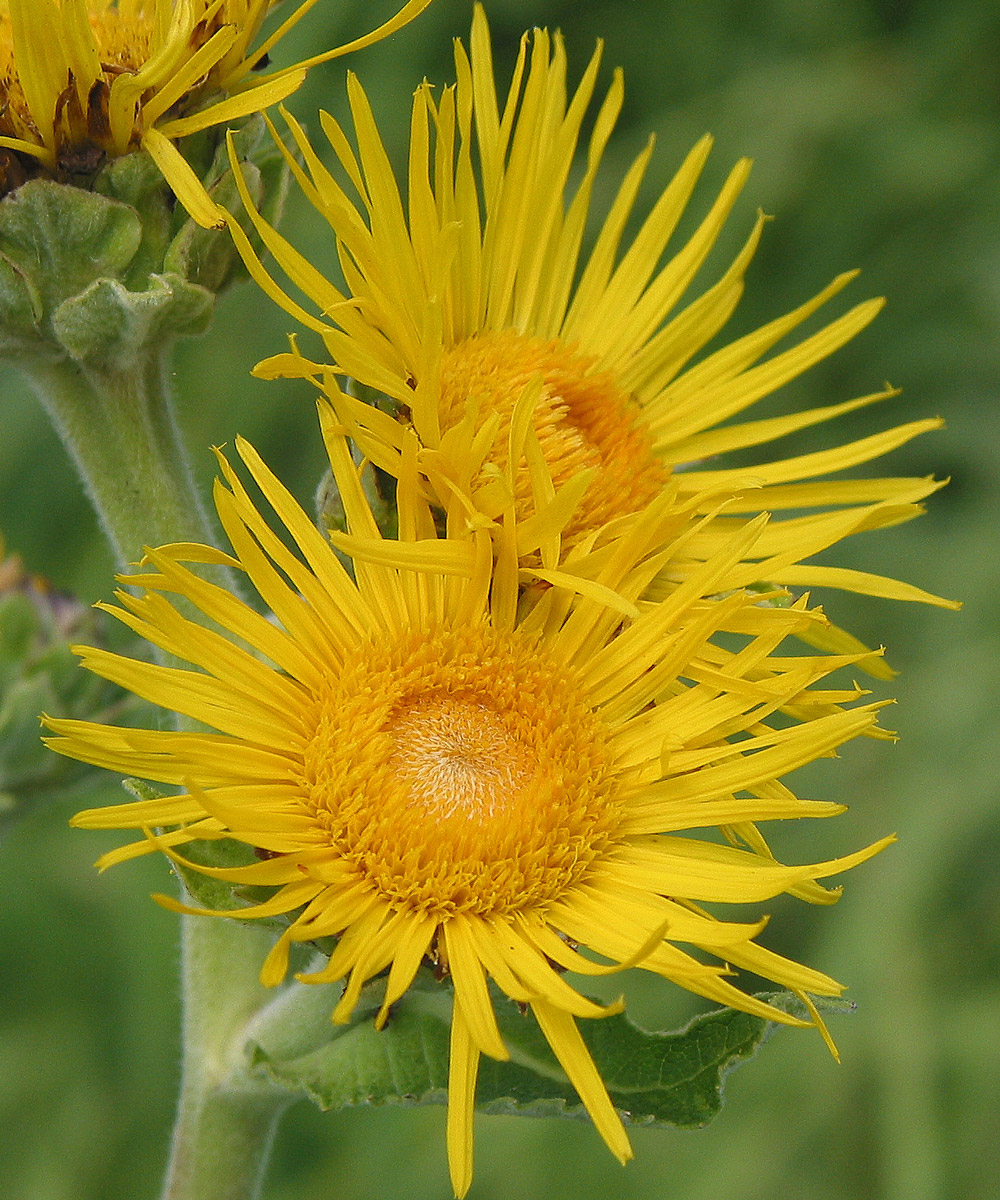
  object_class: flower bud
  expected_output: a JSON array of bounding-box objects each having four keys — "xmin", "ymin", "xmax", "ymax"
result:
[{"xmin": 0, "ymin": 116, "xmax": 287, "ymax": 369}]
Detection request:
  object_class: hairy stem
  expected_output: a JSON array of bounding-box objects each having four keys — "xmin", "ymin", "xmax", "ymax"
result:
[
  {"xmin": 159, "ymin": 915, "xmax": 293, "ymax": 1200},
  {"xmin": 20, "ymin": 345, "xmax": 291, "ymax": 1200},
  {"xmin": 19, "ymin": 352, "xmax": 214, "ymax": 563}
]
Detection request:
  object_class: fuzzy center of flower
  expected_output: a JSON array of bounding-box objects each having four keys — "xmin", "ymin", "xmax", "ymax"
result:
[
  {"xmin": 303, "ymin": 624, "xmax": 623, "ymax": 917},
  {"xmin": 387, "ymin": 697, "xmax": 536, "ymax": 822},
  {"xmin": 439, "ymin": 330, "xmax": 668, "ymax": 538}
]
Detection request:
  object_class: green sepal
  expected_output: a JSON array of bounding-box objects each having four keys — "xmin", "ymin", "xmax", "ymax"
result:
[
  {"xmin": 0, "ymin": 180, "xmax": 141, "ymax": 356},
  {"xmin": 163, "ymin": 164, "xmax": 262, "ymax": 295},
  {"xmin": 0, "ymin": 249, "xmax": 44, "ymax": 351},
  {"xmin": 94, "ymin": 151, "xmax": 174, "ymax": 289},
  {"xmin": 0, "ymin": 116, "xmax": 291, "ymax": 369},
  {"xmin": 248, "ymin": 974, "xmax": 846, "ymax": 1129},
  {"xmin": 209, "ymin": 113, "xmax": 291, "ymax": 231},
  {"xmin": 316, "ymin": 415, "xmax": 398, "ymax": 563},
  {"xmin": 117, "ymin": 776, "xmax": 289, "ymax": 925},
  {"xmin": 52, "ymin": 272, "xmax": 213, "ymax": 373},
  {"xmin": 172, "ymin": 835, "xmax": 290, "ymax": 928},
  {"xmin": 0, "ymin": 178, "xmax": 216, "ymax": 365},
  {"xmin": 130, "ymin": 812, "xmax": 291, "ymax": 932},
  {"xmin": 121, "ymin": 777, "xmax": 169, "ymax": 803},
  {"xmin": 316, "ymin": 464, "xmax": 398, "ymax": 543},
  {"xmin": 164, "ymin": 114, "xmax": 290, "ymax": 294},
  {"xmin": 0, "ymin": 179, "xmax": 142, "ymax": 313}
]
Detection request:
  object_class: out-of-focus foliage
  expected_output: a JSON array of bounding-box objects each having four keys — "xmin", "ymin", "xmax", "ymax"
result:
[
  {"xmin": 0, "ymin": 551, "xmax": 142, "ymax": 834},
  {"xmin": 0, "ymin": 1, "xmax": 995, "ymax": 1198}
]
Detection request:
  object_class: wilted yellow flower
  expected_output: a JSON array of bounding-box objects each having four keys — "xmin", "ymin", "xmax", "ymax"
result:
[
  {"xmin": 52, "ymin": 403, "xmax": 891, "ymax": 1195},
  {"xmin": 231, "ymin": 5, "xmax": 953, "ymax": 633},
  {"xmin": 0, "ymin": 0, "xmax": 432, "ymax": 225}
]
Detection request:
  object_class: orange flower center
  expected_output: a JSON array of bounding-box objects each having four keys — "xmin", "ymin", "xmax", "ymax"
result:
[
  {"xmin": 438, "ymin": 330, "xmax": 668, "ymax": 538},
  {"xmin": 303, "ymin": 624, "xmax": 622, "ymax": 918}
]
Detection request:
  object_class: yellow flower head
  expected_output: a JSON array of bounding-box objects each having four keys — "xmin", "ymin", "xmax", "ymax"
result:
[
  {"xmin": 51, "ymin": 403, "xmax": 892, "ymax": 1195},
  {"xmin": 0, "ymin": 0, "xmax": 432, "ymax": 225},
  {"xmin": 231, "ymin": 4, "xmax": 955, "ymax": 627}
]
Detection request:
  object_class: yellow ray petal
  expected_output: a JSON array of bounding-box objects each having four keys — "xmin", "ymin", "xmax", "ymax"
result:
[
  {"xmin": 447, "ymin": 1005, "xmax": 480, "ymax": 1200},
  {"xmin": 444, "ymin": 919, "xmax": 509, "ymax": 1061},
  {"xmin": 141, "ymin": 128, "xmax": 225, "ymax": 230},
  {"xmin": 531, "ymin": 999, "xmax": 633, "ymax": 1165}
]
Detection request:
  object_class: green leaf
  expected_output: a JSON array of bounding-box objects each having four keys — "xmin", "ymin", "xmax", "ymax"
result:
[
  {"xmin": 248, "ymin": 975, "xmax": 841, "ymax": 1129},
  {"xmin": 249, "ymin": 976, "xmax": 450, "ymax": 1109},
  {"xmin": 483, "ymin": 990, "xmax": 841, "ymax": 1128}
]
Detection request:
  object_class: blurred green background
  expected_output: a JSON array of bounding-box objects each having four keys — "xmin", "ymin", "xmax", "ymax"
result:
[{"xmin": 1, "ymin": 0, "xmax": 997, "ymax": 1197}]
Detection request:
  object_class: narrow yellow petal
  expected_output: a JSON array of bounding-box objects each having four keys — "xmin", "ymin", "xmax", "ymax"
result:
[
  {"xmin": 447, "ymin": 1006, "xmax": 480, "ymax": 1200},
  {"xmin": 531, "ymin": 1000, "xmax": 633, "ymax": 1165},
  {"xmin": 773, "ymin": 565, "xmax": 961, "ymax": 608},
  {"xmin": 445, "ymin": 920, "xmax": 509, "ymax": 1061},
  {"xmin": 158, "ymin": 69, "xmax": 306, "ymax": 139},
  {"xmin": 141, "ymin": 128, "xmax": 224, "ymax": 229}
]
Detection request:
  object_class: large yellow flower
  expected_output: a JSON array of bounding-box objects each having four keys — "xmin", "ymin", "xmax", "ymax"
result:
[
  {"xmin": 0, "ymin": 0, "xmax": 432, "ymax": 225},
  {"xmin": 231, "ymin": 5, "xmax": 953, "ymax": 632},
  {"xmin": 51, "ymin": 402, "xmax": 891, "ymax": 1195}
]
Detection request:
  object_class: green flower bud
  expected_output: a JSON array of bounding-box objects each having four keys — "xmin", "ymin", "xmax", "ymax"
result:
[
  {"xmin": 0, "ymin": 116, "xmax": 288, "ymax": 369},
  {"xmin": 0, "ymin": 547, "xmax": 143, "ymax": 834}
]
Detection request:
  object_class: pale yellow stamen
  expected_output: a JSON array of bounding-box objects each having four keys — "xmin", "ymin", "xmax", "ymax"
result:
[{"xmin": 388, "ymin": 697, "xmax": 536, "ymax": 822}]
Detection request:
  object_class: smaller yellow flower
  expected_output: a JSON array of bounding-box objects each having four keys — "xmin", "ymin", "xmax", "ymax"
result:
[
  {"xmin": 51, "ymin": 402, "xmax": 892, "ymax": 1196},
  {"xmin": 226, "ymin": 5, "xmax": 955, "ymax": 634},
  {"xmin": 0, "ymin": 0, "xmax": 432, "ymax": 225}
]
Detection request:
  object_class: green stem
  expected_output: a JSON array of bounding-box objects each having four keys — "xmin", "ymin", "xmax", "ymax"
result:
[
  {"xmin": 19, "ymin": 351, "xmax": 214, "ymax": 563},
  {"xmin": 18, "ymin": 346, "xmax": 292, "ymax": 1199},
  {"xmin": 160, "ymin": 914, "xmax": 293, "ymax": 1200}
]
